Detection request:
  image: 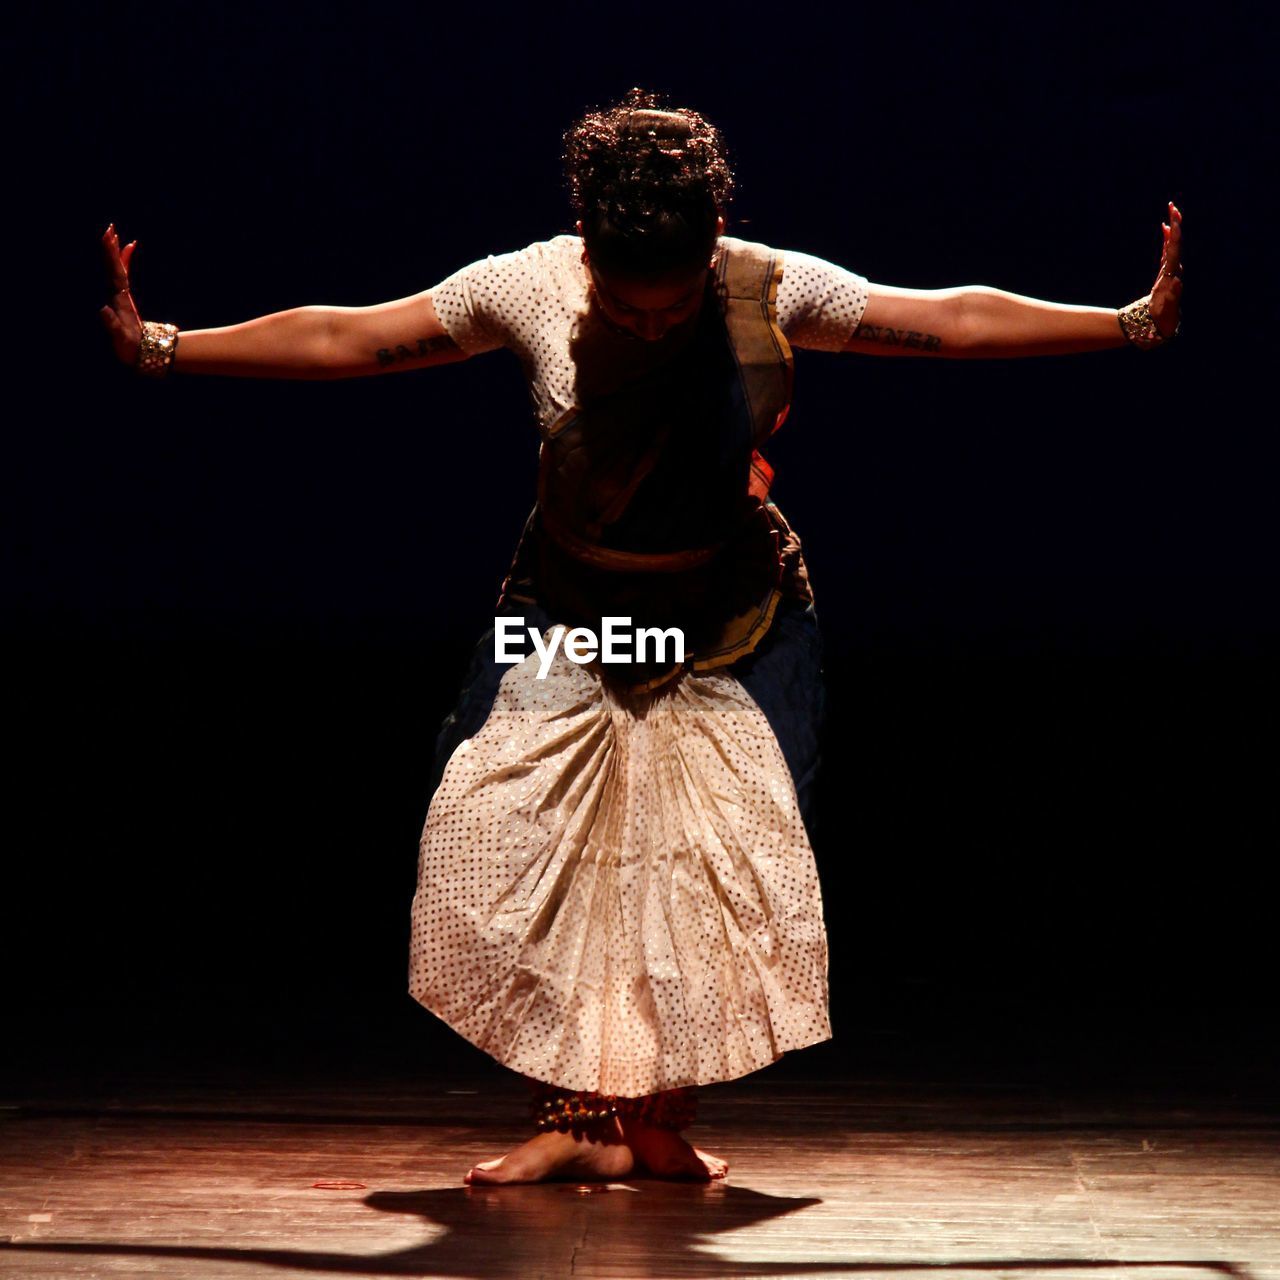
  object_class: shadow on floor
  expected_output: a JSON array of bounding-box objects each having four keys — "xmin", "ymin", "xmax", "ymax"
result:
[{"xmin": 0, "ymin": 1181, "xmax": 1256, "ymax": 1279}]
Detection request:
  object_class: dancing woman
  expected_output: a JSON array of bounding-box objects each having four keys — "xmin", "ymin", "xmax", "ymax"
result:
[{"xmin": 101, "ymin": 88, "xmax": 1183, "ymax": 1186}]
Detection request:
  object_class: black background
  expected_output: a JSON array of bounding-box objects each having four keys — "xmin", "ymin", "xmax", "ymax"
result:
[{"xmin": 6, "ymin": 2, "xmax": 1276, "ymax": 1093}]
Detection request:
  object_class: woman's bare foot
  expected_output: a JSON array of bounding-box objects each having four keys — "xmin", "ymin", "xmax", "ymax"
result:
[
  {"xmin": 464, "ymin": 1120, "xmax": 635, "ymax": 1185},
  {"xmin": 622, "ymin": 1117, "xmax": 729, "ymax": 1181}
]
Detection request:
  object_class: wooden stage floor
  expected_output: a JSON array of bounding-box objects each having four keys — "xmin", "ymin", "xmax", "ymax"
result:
[{"xmin": 3, "ymin": 1072, "xmax": 1278, "ymax": 1279}]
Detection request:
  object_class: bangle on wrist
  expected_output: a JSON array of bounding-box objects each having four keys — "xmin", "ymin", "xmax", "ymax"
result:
[
  {"xmin": 137, "ymin": 320, "xmax": 180, "ymax": 376},
  {"xmin": 1117, "ymin": 295, "xmax": 1178, "ymax": 350}
]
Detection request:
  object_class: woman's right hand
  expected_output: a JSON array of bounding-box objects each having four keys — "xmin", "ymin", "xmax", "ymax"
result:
[{"xmin": 99, "ymin": 223, "xmax": 142, "ymax": 365}]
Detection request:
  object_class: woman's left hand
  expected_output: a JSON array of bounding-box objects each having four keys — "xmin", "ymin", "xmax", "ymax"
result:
[
  {"xmin": 99, "ymin": 223, "xmax": 143, "ymax": 366},
  {"xmin": 1148, "ymin": 201, "xmax": 1183, "ymax": 338}
]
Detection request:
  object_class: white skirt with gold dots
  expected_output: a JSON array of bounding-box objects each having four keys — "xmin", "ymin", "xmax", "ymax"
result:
[{"xmin": 408, "ymin": 637, "xmax": 831, "ymax": 1097}]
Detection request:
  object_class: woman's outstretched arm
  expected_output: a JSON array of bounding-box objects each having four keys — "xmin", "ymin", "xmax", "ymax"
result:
[
  {"xmin": 99, "ymin": 224, "xmax": 468, "ymax": 378},
  {"xmin": 844, "ymin": 203, "xmax": 1183, "ymax": 359}
]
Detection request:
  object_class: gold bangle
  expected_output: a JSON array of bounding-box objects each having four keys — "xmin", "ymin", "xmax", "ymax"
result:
[
  {"xmin": 138, "ymin": 320, "xmax": 179, "ymax": 376},
  {"xmin": 1117, "ymin": 296, "xmax": 1169, "ymax": 350}
]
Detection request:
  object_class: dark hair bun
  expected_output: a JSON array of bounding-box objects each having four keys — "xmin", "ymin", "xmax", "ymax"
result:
[{"xmin": 564, "ymin": 88, "xmax": 734, "ymax": 278}]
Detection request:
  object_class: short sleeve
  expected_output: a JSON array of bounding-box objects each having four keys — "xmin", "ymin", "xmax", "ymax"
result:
[
  {"xmin": 776, "ymin": 249, "xmax": 871, "ymax": 351},
  {"xmin": 427, "ymin": 243, "xmax": 546, "ymax": 356}
]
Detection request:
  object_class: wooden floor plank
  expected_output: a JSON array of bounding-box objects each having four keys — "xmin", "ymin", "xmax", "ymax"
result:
[{"xmin": 2, "ymin": 1077, "xmax": 1277, "ymax": 1279}]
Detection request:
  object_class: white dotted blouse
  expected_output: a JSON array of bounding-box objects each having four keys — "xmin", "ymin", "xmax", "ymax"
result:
[{"xmin": 428, "ymin": 234, "xmax": 870, "ymax": 430}]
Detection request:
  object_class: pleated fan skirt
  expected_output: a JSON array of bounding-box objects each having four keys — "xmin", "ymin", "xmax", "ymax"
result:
[{"xmin": 408, "ymin": 603, "xmax": 831, "ymax": 1097}]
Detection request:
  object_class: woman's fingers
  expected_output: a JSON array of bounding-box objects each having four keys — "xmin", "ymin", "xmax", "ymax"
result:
[
  {"xmin": 102, "ymin": 223, "xmax": 133, "ymax": 291},
  {"xmin": 1148, "ymin": 203, "xmax": 1183, "ymax": 338},
  {"xmin": 1161, "ymin": 202, "xmax": 1183, "ymax": 277},
  {"xmin": 100, "ymin": 226, "xmax": 144, "ymax": 364},
  {"xmin": 103, "ymin": 224, "xmax": 124, "ymax": 283}
]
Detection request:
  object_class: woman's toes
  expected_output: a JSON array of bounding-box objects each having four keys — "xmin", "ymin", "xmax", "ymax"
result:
[
  {"xmin": 462, "ymin": 1128, "xmax": 632, "ymax": 1185},
  {"xmin": 463, "ymin": 1157, "xmax": 509, "ymax": 1185},
  {"xmin": 632, "ymin": 1130, "xmax": 719, "ymax": 1179},
  {"xmin": 657, "ymin": 1140, "xmax": 709, "ymax": 1178}
]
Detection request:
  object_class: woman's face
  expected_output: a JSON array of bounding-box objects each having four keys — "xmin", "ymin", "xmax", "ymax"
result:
[
  {"xmin": 586, "ymin": 260, "xmax": 709, "ymax": 342},
  {"xmin": 579, "ymin": 215, "xmax": 723, "ymax": 342}
]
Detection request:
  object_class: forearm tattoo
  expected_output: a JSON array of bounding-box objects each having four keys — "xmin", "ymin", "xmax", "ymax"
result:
[
  {"xmin": 851, "ymin": 322, "xmax": 942, "ymax": 353},
  {"xmin": 375, "ymin": 334, "xmax": 460, "ymax": 365}
]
